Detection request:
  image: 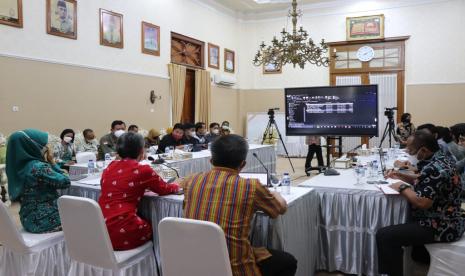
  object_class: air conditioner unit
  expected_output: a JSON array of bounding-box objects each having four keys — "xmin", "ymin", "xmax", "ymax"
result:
[{"xmin": 213, "ymin": 74, "xmax": 236, "ymax": 86}]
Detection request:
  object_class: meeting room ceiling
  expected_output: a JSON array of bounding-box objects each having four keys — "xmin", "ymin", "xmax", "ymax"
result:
[{"xmin": 213, "ymin": 0, "xmax": 334, "ymax": 14}]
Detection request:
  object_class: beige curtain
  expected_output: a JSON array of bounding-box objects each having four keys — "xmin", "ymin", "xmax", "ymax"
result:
[
  {"xmin": 194, "ymin": 69, "xmax": 212, "ymax": 124},
  {"xmin": 167, "ymin": 63, "xmax": 187, "ymax": 124}
]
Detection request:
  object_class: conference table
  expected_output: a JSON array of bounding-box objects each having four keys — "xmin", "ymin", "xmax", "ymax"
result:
[
  {"xmin": 62, "ymin": 182, "xmax": 319, "ymax": 276},
  {"xmin": 69, "ymin": 144, "xmax": 276, "ymax": 177},
  {"xmin": 299, "ymin": 168, "xmax": 410, "ymax": 276}
]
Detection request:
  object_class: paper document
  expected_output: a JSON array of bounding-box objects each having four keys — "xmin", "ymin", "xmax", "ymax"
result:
[
  {"xmin": 239, "ymin": 173, "xmax": 268, "ymax": 186},
  {"xmin": 77, "ymin": 175, "xmax": 101, "ymax": 186},
  {"xmin": 376, "ymin": 184, "xmax": 399, "ymax": 195}
]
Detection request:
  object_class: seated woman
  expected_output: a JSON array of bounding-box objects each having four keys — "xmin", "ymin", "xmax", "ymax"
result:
[
  {"xmin": 99, "ymin": 132, "xmax": 179, "ymax": 250},
  {"xmin": 53, "ymin": 129, "xmax": 76, "ymax": 167},
  {"xmin": 144, "ymin": 128, "xmax": 160, "ymax": 148},
  {"xmin": 6, "ymin": 129, "xmax": 70, "ymax": 233}
]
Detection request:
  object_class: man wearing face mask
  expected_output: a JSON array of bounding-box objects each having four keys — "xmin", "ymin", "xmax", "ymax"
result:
[
  {"xmin": 206, "ymin": 122, "xmax": 220, "ymax": 143},
  {"xmin": 53, "ymin": 128, "xmax": 76, "ymax": 167},
  {"xmin": 395, "ymin": 113, "xmax": 416, "ymax": 149},
  {"xmin": 76, "ymin": 129, "xmax": 99, "ymax": 154},
  {"xmin": 182, "ymin": 123, "xmax": 199, "ymax": 146},
  {"xmin": 191, "ymin": 122, "xmax": 208, "ymax": 151},
  {"xmin": 377, "ymin": 130, "xmax": 464, "ymax": 276},
  {"xmin": 98, "ymin": 120, "xmax": 126, "ymax": 160},
  {"xmin": 157, "ymin": 123, "xmax": 185, "ymax": 154}
]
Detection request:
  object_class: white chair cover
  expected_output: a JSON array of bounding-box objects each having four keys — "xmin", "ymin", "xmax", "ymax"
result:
[
  {"xmin": 58, "ymin": 196, "xmax": 158, "ymax": 276},
  {"xmin": 76, "ymin": 152, "xmax": 97, "ymax": 164},
  {"xmin": 0, "ymin": 202, "xmax": 70, "ymax": 276},
  {"xmin": 159, "ymin": 217, "xmax": 232, "ymax": 276},
  {"xmin": 425, "ymin": 236, "xmax": 465, "ymax": 276}
]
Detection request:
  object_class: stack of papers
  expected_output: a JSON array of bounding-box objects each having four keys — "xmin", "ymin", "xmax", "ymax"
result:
[{"xmin": 376, "ymin": 184, "xmax": 399, "ymax": 195}]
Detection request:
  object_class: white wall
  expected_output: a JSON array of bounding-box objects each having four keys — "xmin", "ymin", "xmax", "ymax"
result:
[
  {"xmin": 0, "ymin": 0, "xmax": 241, "ymax": 79},
  {"xmin": 238, "ymin": 0, "xmax": 465, "ymax": 89}
]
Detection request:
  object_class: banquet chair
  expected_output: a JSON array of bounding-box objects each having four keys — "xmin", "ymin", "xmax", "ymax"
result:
[
  {"xmin": 425, "ymin": 236, "xmax": 465, "ymax": 275},
  {"xmin": 75, "ymin": 151, "xmax": 97, "ymax": 164},
  {"xmin": 58, "ymin": 196, "xmax": 157, "ymax": 276},
  {"xmin": 158, "ymin": 217, "xmax": 232, "ymax": 276},
  {"xmin": 0, "ymin": 201, "xmax": 69, "ymax": 276}
]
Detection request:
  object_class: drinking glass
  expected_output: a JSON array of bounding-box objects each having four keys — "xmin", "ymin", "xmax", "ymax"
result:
[
  {"xmin": 270, "ymin": 173, "xmax": 281, "ymax": 191},
  {"xmin": 353, "ymin": 167, "xmax": 363, "ymax": 185}
]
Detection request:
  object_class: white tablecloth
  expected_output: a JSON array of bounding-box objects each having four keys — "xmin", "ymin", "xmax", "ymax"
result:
[
  {"xmin": 61, "ymin": 184, "xmax": 318, "ymax": 276},
  {"xmin": 69, "ymin": 144, "xmax": 276, "ymax": 177},
  {"xmin": 299, "ymin": 169, "xmax": 409, "ymax": 276}
]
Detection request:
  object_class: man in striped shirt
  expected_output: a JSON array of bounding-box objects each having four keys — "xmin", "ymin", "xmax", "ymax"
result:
[{"xmin": 182, "ymin": 135, "xmax": 297, "ymax": 276}]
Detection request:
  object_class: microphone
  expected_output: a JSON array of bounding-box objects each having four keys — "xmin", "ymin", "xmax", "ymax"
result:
[
  {"xmin": 148, "ymin": 156, "xmax": 180, "ymax": 178},
  {"xmin": 252, "ymin": 153, "xmax": 274, "ymax": 187}
]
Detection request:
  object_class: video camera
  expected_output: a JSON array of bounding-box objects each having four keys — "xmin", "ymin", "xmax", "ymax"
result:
[
  {"xmin": 384, "ymin": 107, "xmax": 397, "ymax": 118},
  {"xmin": 267, "ymin": 108, "xmax": 280, "ymax": 117}
]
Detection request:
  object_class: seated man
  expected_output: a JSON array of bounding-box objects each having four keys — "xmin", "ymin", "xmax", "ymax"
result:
[
  {"xmin": 205, "ymin": 122, "xmax": 220, "ymax": 143},
  {"xmin": 157, "ymin": 123, "xmax": 185, "ymax": 153},
  {"xmin": 98, "ymin": 120, "xmax": 126, "ymax": 160},
  {"xmin": 128, "ymin": 124, "xmax": 139, "ymax": 133},
  {"xmin": 181, "ymin": 122, "xmax": 198, "ymax": 149},
  {"xmin": 182, "ymin": 135, "xmax": 297, "ymax": 276},
  {"xmin": 377, "ymin": 130, "xmax": 464, "ymax": 276},
  {"xmin": 76, "ymin": 129, "xmax": 99, "ymax": 154}
]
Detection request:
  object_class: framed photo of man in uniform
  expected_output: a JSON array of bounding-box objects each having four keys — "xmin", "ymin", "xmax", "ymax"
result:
[
  {"xmin": 0, "ymin": 0, "xmax": 23, "ymax": 28},
  {"xmin": 100, "ymin": 9, "xmax": 123, "ymax": 49},
  {"xmin": 141, "ymin": 21, "xmax": 160, "ymax": 56},
  {"xmin": 46, "ymin": 0, "xmax": 77, "ymax": 39}
]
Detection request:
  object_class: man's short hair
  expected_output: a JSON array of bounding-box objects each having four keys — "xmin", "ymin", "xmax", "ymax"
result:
[
  {"xmin": 209, "ymin": 122, "xmax": 219, "ymax": 129},
  {"xmin": 211, "ymin": 135, "xmax": 248, "ymax": 169},
  {"xmin": 183, "ymin": 123, "xmax": 195, "ymax": 130},
  {"xmin": 400, "ymin": 113, "xmax": 411, "ymax": 123},
  {"xmin": 116, "ymin": 132, "xmax": 144, "ymax": 159},
  {"xmin": 411, "ymin": 129, "xmax": 440, "ymax": 153},
  {"xmin": 173, "ymin": 123, "xmax": 184, "ymax": 131},
  {"xmin": 417, "ymin": 123, "xmax": 435, "ymax": 134},
  {"xmin": 195, "ymin": 122, "xmax": 205, "ymax": 132},
  {"xmin": 128, "ymin": 125, "xmax": 138, "ymax": 131},
  {"xmin": 111, "ymin": 120, "xmax": 125, "ymax": 129},
  {"xmin": 83, "ymin": 129, "xmax": 93, "ymax": 137}
]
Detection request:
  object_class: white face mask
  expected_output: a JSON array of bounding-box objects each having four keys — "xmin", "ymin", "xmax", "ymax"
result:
[
  {"xmin": 407, "ymin": 154, "xmax": 418, "ymax": 167},
  {"xmin": 114, "ymin": 130, "xmax": 125, "ymax": 138},
  {"xmin": 63, "ymin": 136, "xmax": 73, "ymax": 143},
  {"xmin": 212, "ymin": 129, "xmax": 219, "ymax": 135}
]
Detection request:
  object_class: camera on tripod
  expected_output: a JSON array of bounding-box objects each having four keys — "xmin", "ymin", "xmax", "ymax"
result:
[
  {"xmin": 384, "ymin": 107, "xmax": 397, "ymax": 118},
  {"xmin": 267, "ymin": 108, "xmax": 280, "ymax": 117}
]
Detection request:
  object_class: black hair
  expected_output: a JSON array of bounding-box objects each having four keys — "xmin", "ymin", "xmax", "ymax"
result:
[
  {"xmin": 183, "ymin": 122, "xmax": 195, "ymax": 130},
  {"xmin": 128, "ymin": 125, "xmax": 138, "ymax": 131},
  {"xmin": 60, "ymin": 129, "xmax": 75, "ymax": 143},
  {"xmin": 83, "ymin": 129, "xmax": 94, "ymax": 137},
  {"xmin": 411, "ymin": 129, "xmax": 440, "ymax": 153},
  {"xmin": 211, "ymin": 134, "xmax": 248, "ymax": 169},
  {"xmin": 417, "ymin": 123, "xmax": 435, "ymax": 134},
  {"xmin": 400, "ymin": 113, "xmax": 411, "ymax": 123},
  {"xmin": 116, "ymin": 132, "xmax": 145, "ymax": 159},
  {"xmin": 111, "ymin": 120, "xmax": 126, "ymax": 129},
  {"xmin": 221, "ymin": 121, "xmax": 230, "ymax": 126},
  {"xmin": 209, "ymin": 122, "xmax": 220, "ymax": 129},
  {"xmin": 195, "ymin": 122, "xmax": 206, "ymax": 132},
  {"xmin": 435, "ymin": 126, "xmax": 453, "ymax": 143},
  {"xmin": 173, "ymin": 123, "xmax": 184, "ymax": 131}
]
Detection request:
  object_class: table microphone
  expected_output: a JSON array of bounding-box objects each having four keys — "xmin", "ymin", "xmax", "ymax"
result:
[
  {"xmin": 147, "ymin": 156, "xmax": 180, "ymax": 178},
  {"xmin": 252, "ymin": 153, "xmax": 273, "ymax": 187}
]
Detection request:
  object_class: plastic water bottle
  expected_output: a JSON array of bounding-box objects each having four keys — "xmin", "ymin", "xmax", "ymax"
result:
[
  {"xmin": 104, "ymin": 153, "xmax": 111, "ymax": 166},
  {"xmin": 87, "ymin": 160, "xmax": 95, "ymax": 176},
  {"xmin": 282, "ymin": 173, "xmax": 291, "ymax": 195}
]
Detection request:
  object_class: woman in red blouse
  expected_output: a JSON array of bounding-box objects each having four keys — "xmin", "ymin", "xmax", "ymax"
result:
[{"xmin": 98, "ymin": 132, "xmax": 179, "ymax": 250}]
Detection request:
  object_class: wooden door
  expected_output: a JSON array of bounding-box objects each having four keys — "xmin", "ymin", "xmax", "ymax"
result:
[{"xmin": 181, "ymin": 69, "xmax": 196, "ymax": 123}]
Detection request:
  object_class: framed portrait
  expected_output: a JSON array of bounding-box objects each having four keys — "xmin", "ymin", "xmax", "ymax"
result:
[
  {"xmin": 208, "ymin": 43, "xmax": 220, "ymax": 69},
  {"xmin": 346, "ymin": 14, "xmax": 384, "ymax": 41},
  {"xmin": 0, "ymin": 0, "xmax": 23, "ymax": 28},
  {"xmin": 224, "ymin": 49, "xmax": 235, "ymax": 73},
  {"xmin": 141, "ymin": 21, "xmax": 160, "ymax": 56},
  {"xmin": 100, "ymin": 9, "xmax": 123, "ymax": 49},
  {"xmin": 46, "ymin": 0, "xmax": 77, "ymax": 39},
  {"xmin": 263, "ymin": 62, "xmax": 282, "ymax": 74}
]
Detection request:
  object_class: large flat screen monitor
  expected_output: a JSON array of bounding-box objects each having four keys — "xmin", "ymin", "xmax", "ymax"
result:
[{"xmin": 285, "ymin": 85, "xmax": 378, "ymax": 136}]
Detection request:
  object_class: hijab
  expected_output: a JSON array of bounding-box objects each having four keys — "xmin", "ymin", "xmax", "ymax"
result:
[{"xmin": 6, "ymin": 129, "xmax": 48, "ymax": 201}]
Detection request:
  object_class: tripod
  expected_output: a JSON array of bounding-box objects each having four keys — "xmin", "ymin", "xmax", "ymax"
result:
[
  {"xmin": 379, "ymin": 114, "xmax": 396, "ymax": 148},
  {"xmin": 261, "ymin": 111, "xmax": 295, "ymax": 173}
]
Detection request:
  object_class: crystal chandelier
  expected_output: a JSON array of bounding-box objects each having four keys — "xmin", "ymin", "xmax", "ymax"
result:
[{"xmin": 253, "ymin": 0, "xmax": 329, "ymax": 69}]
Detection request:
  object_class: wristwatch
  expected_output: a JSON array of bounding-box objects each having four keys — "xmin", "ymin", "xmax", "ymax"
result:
[{"xmin": 398, "ymin": 183, "xmax": 411, "ymax": 193}]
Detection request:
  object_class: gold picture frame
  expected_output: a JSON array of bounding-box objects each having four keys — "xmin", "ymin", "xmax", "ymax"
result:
[
  {"xmin": 0, "ymin": 0, "xmax": 23, "ymax": 28},
  {"xmin": 263, "ymin": 62, "xmax": 282, "ymax": 74},
  {"xmin": 208, "ymin": 43, "xmax": 220, "ymax": 69},
  {"xmin": 99, "ymin": 9, "xmax": 123, "ymax": 49},
  {"xmin": 346, "ymin": 14, "xmax": 384, "ymax": 41},
  {"xmin": 224, "ymin": 48, "xmax": 235, "ymax": 73},
  {"xmin": 46, "ymin": 0, "xmax": 77, "ymax": 40},
  {"xmin": 141, "ymin": 21, "xmax": 160, "ymax": 56}
]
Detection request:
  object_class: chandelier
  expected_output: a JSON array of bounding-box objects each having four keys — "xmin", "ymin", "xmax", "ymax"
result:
[{"xmin": 253, "ymin": 0, "xmax": 329, "ymax": 69}]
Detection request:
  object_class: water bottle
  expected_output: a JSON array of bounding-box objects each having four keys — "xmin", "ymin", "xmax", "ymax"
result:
[
  {"xmin": 87, "ymin": 160, "xmax": 95, "ymax": 176},
  {"xmin": 282, "ymin": 173, "xmax": 291, "ymax": 195},
  {"xmin": 104, "ymin": 153, "xmax": 111, "ymax": 166}
]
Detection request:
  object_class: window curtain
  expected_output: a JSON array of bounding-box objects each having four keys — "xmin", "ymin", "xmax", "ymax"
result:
[
  {"xmin": 194, "ymin": 69, "xmax": 211, "ymax": 124},
  {"xmin": 167, "ymin": 63, "xmax": 187, "ymax": 124}
]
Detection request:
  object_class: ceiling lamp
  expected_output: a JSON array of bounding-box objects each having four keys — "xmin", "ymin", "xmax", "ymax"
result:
[{"xmin": 253, "ymin": 0, "xmax": 329, "ymax": 69}]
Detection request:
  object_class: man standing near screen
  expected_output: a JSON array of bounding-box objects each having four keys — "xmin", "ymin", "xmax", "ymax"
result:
[{"xmin": 305, "ymin": 136, "xmax": 324, "ymax": 175}]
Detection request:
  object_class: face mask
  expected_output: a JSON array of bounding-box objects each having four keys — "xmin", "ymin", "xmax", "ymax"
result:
[
  {"xmin": 114, "ymin": 130, "xmax": 125, "ymax": 138},
  {"xmin": 212, "ymin": 129, "xmax": 219, "ymax": 135},
  {"xmin": 63, "ymin": 136, "xmax": 73, "ymax": 143}
]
